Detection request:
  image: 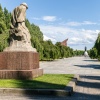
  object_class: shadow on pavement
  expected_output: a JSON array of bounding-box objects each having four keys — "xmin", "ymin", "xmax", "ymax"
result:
[
  {"xmin": 74, "ymin": 64, "xmax": 100, "ymax": 69},
  {"xmin": 78, "ymin": 75, "xmax": 100, "ymax": 89},
  {"xmin": 70, "ymin": 75, "xmax": 100, "ymax": 100},
  {"xmin": 80, "ymin": 75, "xmax": 100, "ymax": 80},
  {"xmin": 76, "ymin": 80, "xmax": 100, "ymax": 89},
  {"xmin": 24, "ymin": 75, "xmax": 100, "ymax": 100},
  {"xmin": 83, "ymin": 59, "xmax": 99, "ymax": 62},
  {"xmin": 72, "ymin": 91, "xmax": 100, "ymax": 100}
]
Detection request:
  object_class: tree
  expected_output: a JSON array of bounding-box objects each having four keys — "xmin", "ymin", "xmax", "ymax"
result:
[
  {"xmin": 89, "ymin": 48, "xmax": 98, "ymax": 59},
  {"xmin": 94, "ymin": 33, "xmax": 100, "ymax": 55},
  {"xmin": 4, "ymin": 7, "xmax": 11, "ymax": 29},
  {"xmin": 0, "ymin": 5, "xmax": 7, "ymax": 34},
  {"xmin": 89, "ymin": 33, "xmax": 100, "ymax": 60}
]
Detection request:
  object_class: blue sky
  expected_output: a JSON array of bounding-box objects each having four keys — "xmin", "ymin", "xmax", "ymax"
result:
[{"xmin": 1, "ymin": 0, "xmax": 100, "ymax": 50}]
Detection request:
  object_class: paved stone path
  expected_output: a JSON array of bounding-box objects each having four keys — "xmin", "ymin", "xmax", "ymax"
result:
[
  {"xmin": 40, "ymin": 56, "xmax": 100, "ymax": 74},
  {"xmin": 0, "ymin": 57, "xmax": 100, "ymax": 100}
]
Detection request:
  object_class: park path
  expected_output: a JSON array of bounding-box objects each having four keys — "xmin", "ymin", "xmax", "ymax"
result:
[
  {"xmin": 0, "ymin": 57, "xmax": 100, "ymax": 100},
  {"xmin": 40, "ymin": 56, "xmax": 100, "ymax": 74}
]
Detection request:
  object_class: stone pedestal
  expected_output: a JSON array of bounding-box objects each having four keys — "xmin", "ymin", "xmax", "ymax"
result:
[{"xmin": 0, "ymin": 52, "xmax": 43, "ymax": 79}]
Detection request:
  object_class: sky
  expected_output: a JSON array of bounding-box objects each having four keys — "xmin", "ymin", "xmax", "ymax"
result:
[{"xmin": 0, "ymin": 0, "xmax": 100, "ymax": 50}]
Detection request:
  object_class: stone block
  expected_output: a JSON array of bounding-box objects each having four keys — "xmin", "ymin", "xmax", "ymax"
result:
[
  {"xmin": 0, "ymin": 52, "xmax": 39, "ymax": 70},
  {"xmin": 0, "ymin": 68, "xmax": 43, "ymax": 79},
  {"xmin": 0, "ymin": 52, "xmax": 43, "ymax": 79}
]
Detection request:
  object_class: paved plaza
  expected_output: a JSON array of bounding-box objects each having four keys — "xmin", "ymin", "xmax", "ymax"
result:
[
  {"xmin": 0, "ymin": 56, "xmax": 100, "ymax": 100},
  {"xmin": 40, "ymin": 56, "xmax": 100, "ymax": 75}
]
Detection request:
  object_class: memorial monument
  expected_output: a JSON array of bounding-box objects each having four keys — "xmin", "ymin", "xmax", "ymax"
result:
[
  {"xmin": 0, "ymin": 3, "xmax": 43, "ymax": 79},
  {"xmin": 60, "ymin": 38, "xmax": 68, "ymax": 46},
  {"xmin": 84, "ymin": 46, "xmax": 89, "ymax": 57}
]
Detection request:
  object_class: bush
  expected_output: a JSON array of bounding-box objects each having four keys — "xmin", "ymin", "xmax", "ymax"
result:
[
  {"xmin": 89, "ymin": 48, "xmax": 98, "ymax": 59},
  {"xmin": 98, "ymin": 55, "xmax": 100, "ymax": 61}
]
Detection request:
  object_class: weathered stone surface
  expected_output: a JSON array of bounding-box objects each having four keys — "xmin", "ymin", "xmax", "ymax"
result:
[
  {"xmin": 3, "ymin": 3, "xmax": 36, "ymax": 52},
  {"xmin": 32, "ymin": 68, "xmax": 43, "ymax": 78},
  {"xmin": 0, "ymin": 53, "xmax": 7, "ymax": 69},
  {"xmin": 0, "ymin": 52, "xmax": 39, "ymax": 70},
  {"xmin": 0, "ymin": 68, "xmax": 43, "ymax": 79},
  {"xmin": 4, "ymin": 41, "xmax": 37, "ymax": 52},
  {"xmin": 0, "ymin": 52, "xmax": 43, "ymax": 79}
]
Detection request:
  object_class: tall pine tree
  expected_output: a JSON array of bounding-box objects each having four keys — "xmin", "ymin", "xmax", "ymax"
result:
[{"xmin": 0, "ymin": 5, "xmax": 7, "ymax": 34}]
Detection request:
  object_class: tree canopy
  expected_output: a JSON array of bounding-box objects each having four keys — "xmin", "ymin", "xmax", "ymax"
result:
[{"xmin": 89, "ymin": 33, "xmax": 100, "ymax": 60}]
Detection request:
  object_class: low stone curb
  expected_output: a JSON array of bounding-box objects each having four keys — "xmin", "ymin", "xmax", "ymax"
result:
[
  {"xmin": 65, "ymin": 75, "xmax": 80, "ymax": 96},
  {"xmin": 0, "ymin": 75, "xmax": 79, "ymax": 96}
]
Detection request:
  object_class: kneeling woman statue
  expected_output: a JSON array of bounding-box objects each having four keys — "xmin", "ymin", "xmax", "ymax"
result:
[{"xmin": 4, "ymin": 3, "xmax": 36, "ymax": 52}]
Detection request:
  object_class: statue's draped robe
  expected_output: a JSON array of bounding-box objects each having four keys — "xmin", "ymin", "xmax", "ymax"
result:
[
  {"xmin": 11, "ymin": 6, "xmax": 25, "ymax": 27},
  {"xmin": 3, "ymin": 4, "xmax": 37, "ymax": 52},
  {"xmin": 10, "ymin": 5, "xmax": 31, "ymax": 44}
]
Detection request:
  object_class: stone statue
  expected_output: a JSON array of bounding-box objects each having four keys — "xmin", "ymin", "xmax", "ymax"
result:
[
  {"xmin": 4, "ymin": 3, "xmax": 37, "ymax": 52},
  {"xmin": 85, "ymin": 46, "xmax": 87, "ymax": 51},
  {"xmin": 84, "ymin": 46, "xmax": 89, "ymax": 57}
]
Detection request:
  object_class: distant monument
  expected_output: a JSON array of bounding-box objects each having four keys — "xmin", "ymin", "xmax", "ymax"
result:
[
  {"xmin": 60, "ymin": 38, "xmax": 68, "ymax": 46},
  {"xmin": 84, "ymin": 46, "xmax": 89, "ymax": 57},
  {"xmin": 0, "ymin": 3, "xmax": 43, "ymax": 79}
]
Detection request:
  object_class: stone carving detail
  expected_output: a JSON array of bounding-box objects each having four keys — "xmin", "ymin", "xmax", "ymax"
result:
[{"xmin": 4, "ymin": 3, "xmax": 36, "ymax": 52}]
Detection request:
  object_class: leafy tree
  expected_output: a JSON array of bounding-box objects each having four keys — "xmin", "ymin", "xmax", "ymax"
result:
[
  {"xmin": 89, "ymin": 48, "xmax": 98, "ymax": 59},
  {"xmin": 94, "ymin": 33, "xmax": 100, "ymax": 55},
  {"xmin": 89, "ymin": 33, "xmax": 100, "ymax": 60},
  {"xmin": 0, "ymin": 5, "xmax": 7, "ymax": 34},
  {"xmin": 4, "ymin": 7, "xmax": 11, "ymax": 29},
  {"xmin": 0, "ymin": 33, "xmax": 9, "ymax": 51}
]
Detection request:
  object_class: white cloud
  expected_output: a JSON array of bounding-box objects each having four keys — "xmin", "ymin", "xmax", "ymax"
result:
[
  {"xmin": 66, "ymin": 21, "xmax": 96, "ymax": 26},
  {"xmin": 39, "ymin": 25, "xmax": 76, "ymax": 35},
  {"xmin": 31, "ymin": 16, "xmax": 57, "ymax": 22},
  {"xmin": 70, "ymin": 37, "xmax": 83, "ymax": 44},
  {"xmin": 66, "ymin": 22, "xmax": 81, "ymax": 26},
  {"xmin": 42, "ymin": 16, "xmax": 56, "ymax": 22},
  {"xmin": 32, "ymin": 17, "xmax": 41, "ymax": 20},
  {"xmin": 39, "ymin": 24, "xmax": 99, "ymax": 47},
  {"xmin": 69, "ymin": 29, "xmax": 98, "ymax": 45},
  {"xmin": 31, "ymin": 18, "xmax": 99, "ymax": 49},
  {"xmin": 43, "ymin": 35, "xmax": 56, "ymax": 42},
  {"xmin": 83, "ymin": 21, "xmax": 96, "ymax": 25}
]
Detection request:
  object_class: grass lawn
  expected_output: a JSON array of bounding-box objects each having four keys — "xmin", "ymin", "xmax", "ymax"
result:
[{"xmin": 0, "ymin": 74, "xmax": 74, "ymax": 89}]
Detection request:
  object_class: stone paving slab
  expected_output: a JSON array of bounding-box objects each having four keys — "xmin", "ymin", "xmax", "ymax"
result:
[{"xmin": 40, "ymin": 56, "xmax": 100, "ymax": 75}]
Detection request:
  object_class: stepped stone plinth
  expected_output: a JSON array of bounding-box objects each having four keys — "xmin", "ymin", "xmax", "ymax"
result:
[{"xmin": 0, "ymin": 52, "xmax": 43, "ymax": 79}]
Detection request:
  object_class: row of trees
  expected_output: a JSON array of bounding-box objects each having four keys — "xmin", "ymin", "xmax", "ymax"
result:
[
  {"xmin": 0, "ymin": 5, "xmax": 11, "ymax": 51},
  {"xmin": 73, "ymin": 50, "xmax": 84, "ymax": 56},
  {"xmin": 89, "ymin": 33, "xmax": 100, "ymax": 60},
  {"xmin": 0, "ymin": 4, "xmax": 84, "ymax": 60}
]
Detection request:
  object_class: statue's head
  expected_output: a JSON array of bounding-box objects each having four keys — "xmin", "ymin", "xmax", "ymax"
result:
[{"xmin": 20, "ymin": 3, "xmax": 28, "ymax": 9}]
